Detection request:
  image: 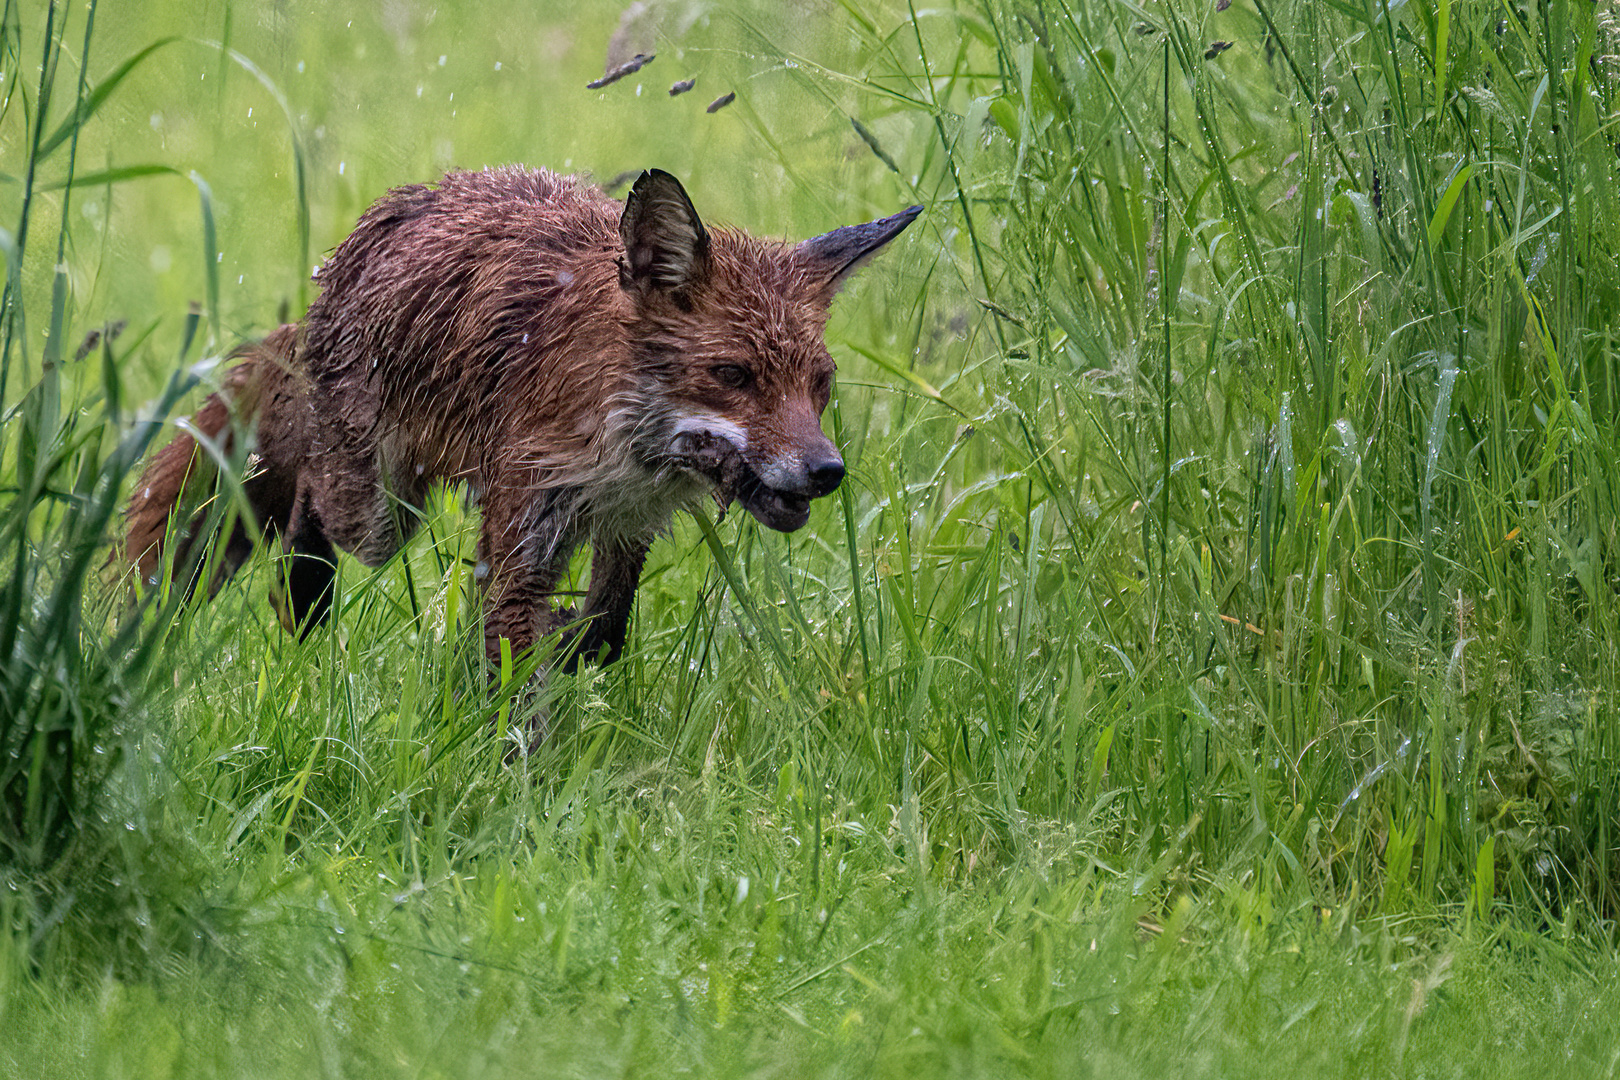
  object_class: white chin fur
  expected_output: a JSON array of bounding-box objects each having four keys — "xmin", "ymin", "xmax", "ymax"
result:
[{"xmin": 670, "ymin": 414, "xmax": 749, "ymax": 454}]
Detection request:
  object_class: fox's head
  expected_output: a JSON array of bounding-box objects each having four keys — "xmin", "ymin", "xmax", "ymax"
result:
[{"xmin": 618, "ymin": 169, "xmax": 921, "ymax": 532}]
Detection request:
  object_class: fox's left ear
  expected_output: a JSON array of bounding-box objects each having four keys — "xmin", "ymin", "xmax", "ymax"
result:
[
  {"xmin": 620, "ymin": 169, "xmax": 711, "ymax": 296},
  {"xmin": 794, "ymin": 204, "xmax": 923, "ymax": 294}
]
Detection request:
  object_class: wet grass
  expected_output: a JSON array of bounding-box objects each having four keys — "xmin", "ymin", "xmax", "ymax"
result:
[{"xmin": 3, "ymin": 0, "xmax": 1620, "ymax": 1074}]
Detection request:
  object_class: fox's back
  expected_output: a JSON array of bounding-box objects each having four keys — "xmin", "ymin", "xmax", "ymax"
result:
[
  {"xmin": 292, "ymin": 166, "xmax": 650, "ymax": 498},
  {"xmin": 299, "ymin": 167, "xmax": 630, "ymax": 431}
]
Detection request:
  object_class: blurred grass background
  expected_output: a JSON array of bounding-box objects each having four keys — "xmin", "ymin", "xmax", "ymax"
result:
[{"xmin": 4, "ymin": 0, "xmax": 1620, "ymax": 1074}]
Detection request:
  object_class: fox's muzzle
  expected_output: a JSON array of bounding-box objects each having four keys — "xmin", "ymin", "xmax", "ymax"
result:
[
  {"xmin": 741, "ymin": 424, "xmax": 843, "ymax": 532},
  {"xmin": 670, "ymin": 417, "xmax": 843, "ymax": 533},
  {"xmin": 804, "ymin": 452, "xmax": 845, "ymax": 498}
]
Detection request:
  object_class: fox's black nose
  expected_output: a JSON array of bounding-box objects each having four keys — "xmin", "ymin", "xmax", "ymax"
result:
[{"xmin": 806, "ymin": 456, "xmax": 845, "ymax": 497}]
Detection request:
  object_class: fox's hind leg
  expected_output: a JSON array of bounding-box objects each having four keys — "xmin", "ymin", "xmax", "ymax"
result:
[
  {"xmin": 203, "ymin": 462, "xmax": 295, "ymax": 600},
  {"xmin": 297, "ymin": 404, "xmax": 429, "ymax": 565},
  {"xmin": 270, "ymin": 482, "xmax": 338, "ymax": 638},
  {"xmin": 275, "ymin": 400, "xmax": 430, "ymax": 636}
]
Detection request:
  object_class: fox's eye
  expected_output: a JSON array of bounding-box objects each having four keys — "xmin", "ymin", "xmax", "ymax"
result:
[
  {"xmin": 711, "ymin": 364, "xmax": 753, "ymax": 390},
  {"xmin": 812, "ymin": 370, "xmax": 833, "ymax": 399}
]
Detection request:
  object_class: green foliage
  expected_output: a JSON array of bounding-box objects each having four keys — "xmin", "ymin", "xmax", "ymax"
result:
[
  {"xmin": 0, "ymin": 0, "xmax": 196, "ymax": 960},
  {"xmin": 934, "ymin": 0, "xmax": 1620, "ymax": 922},
  {"xmin": 2, "ymin": 0, "xmax": 1619, "ymax": 1070}
]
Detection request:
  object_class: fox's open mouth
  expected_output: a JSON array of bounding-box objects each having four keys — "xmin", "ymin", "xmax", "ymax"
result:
[
  {"xmin": 734, "ymin": 470, "xmax": 812, "ymax": 532},
  {"xmin": 670, "ymin": 430, "xmax": 814, "ymax": 532}
]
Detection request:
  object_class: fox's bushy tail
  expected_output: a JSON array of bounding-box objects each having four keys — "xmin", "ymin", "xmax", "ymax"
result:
[{"xmin": 121, "ymin": 324, "xmax": 297, "ymax": 592}]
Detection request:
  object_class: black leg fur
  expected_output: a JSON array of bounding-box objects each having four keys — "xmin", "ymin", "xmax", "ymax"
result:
[
  {"xmin": 559, "ymin": 537, "xmax": 650, "ymax": 672},
  {"xmin": 272, "ymin": 487, "xmax": 337, "ymax": 637}
]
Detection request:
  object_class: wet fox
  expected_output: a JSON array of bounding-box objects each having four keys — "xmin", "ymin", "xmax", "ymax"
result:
[{"xmin": 124, "ymin": 167, "xmax": 920, "ymax": 681}]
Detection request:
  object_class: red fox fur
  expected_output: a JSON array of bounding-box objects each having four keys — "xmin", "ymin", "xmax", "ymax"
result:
[{"xmin": 123, "ymin": 167, "xmax": 919, "ymax": 681}]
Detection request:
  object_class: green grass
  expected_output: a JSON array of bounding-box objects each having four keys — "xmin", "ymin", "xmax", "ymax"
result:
[{"xmin": 4, "ymin": 0, "xmax": 1620, "ymax": 1074}]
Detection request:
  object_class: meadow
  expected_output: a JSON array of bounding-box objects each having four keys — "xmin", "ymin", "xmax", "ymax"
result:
[{"xmin": 3, "ymin": 0, "xmax": 1620, "ymax": 1074}]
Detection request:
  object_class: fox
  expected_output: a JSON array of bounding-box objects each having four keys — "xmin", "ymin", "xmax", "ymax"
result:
[{"xmin": 123, "ymin": 166, "xmax": 920, "ymax": 697}]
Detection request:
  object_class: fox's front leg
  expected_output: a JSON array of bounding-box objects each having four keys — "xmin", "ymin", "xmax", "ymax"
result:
[
  {"xmin": 477, "ymin": 486, "xmax": 579, "ymax": 671},
  {"xmin": 558, "ymin": 536, "xmax": 651, "ymax": 672}
]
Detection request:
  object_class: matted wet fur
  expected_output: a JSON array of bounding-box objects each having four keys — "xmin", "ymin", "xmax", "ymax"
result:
[{"xmin": 123, "ymin": 167, "xmax": 920, "ymax": 727}]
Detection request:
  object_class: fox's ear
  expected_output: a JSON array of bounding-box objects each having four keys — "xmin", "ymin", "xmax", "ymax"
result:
[
  {"xmin": 795, "ymin": 204, "xmax": 922, "ymax": 294},
  {"xmin": 620, "ymin": 170, "xmax": 711, "ymax": 295}
]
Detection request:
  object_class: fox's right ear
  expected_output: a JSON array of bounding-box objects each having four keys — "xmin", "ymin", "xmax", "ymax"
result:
[
  {"xmin": 794, "ymin": 204, "xmax": 923, "ymax": 296},
  {"xmin": 620, "ymin": 169, "xmax": 711, "ymax": 297}
]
